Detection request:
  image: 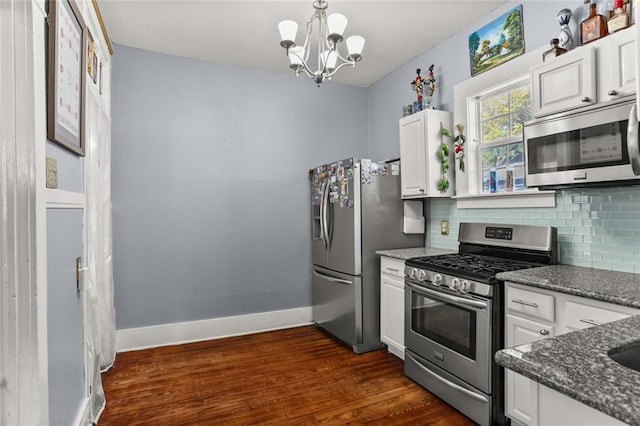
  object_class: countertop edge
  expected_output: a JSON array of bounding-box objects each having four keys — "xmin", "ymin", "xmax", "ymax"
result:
[{"xmin": 376, "ymin": 247, "xmax": 456, "ymax": 261}]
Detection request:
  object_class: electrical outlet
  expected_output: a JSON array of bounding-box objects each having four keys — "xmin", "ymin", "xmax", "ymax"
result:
[
  {"xmin": 441, "ymin": 220, "xmax": 449, "ymax": 235},
  {"xmin": 46, "ymin": 157, "xmax": 58, "ymax": 189}
]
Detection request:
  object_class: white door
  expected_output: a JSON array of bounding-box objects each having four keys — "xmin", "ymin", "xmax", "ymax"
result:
[
  {"xmin": 399, "ymin": 113, "xmax": 427, "ymax": 198},
  {"xmin": 47, "ymin": 208, "xmax": 87, "ymax": 426},
  {"xmin": 531, "ymin": 46, "xmax": 596, "ymax": 118}
]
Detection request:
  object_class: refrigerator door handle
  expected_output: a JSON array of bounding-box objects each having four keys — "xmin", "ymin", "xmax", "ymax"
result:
[
  {"xmin": 321, "ymin": 181, "xmax": 330, "ymax": 249},
  {"xmin": 328, "ymin": 192, "xmax": 334, "ymax": 249},
  {"xmin": 313, "ymin": 269, "xmax": 353, "ymax": 286}
]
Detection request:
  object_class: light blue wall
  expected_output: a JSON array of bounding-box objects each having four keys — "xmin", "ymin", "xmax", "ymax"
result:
[
  {"xmin": 46, "ymin": 140, "xmax": 85, "ymax": 192},
  {"xmin": 111, "ymin": 45, "xmax": 368, "ymax": 329}
]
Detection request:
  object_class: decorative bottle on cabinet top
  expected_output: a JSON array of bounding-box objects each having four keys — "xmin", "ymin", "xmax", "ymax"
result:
[
  {"xmin": 557, "ymin": 8, "xmax": 574, "ymax": 50},
  {"xmin": 608, "ymin": 0, "xmax": 630, "ymax": 33},
  {"xmin": 543, "ymin": 38, "xmax": 568, "ymax": 61},
  {"xmin": 581, "ymin": 0, "xmax": 608, "ymax": 44}
]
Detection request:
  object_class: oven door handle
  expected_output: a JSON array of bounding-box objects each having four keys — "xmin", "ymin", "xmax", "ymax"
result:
[
  {"xmin": 406, "ymin": 282, "xmax": 487, "ymax": 310},
  {"xmin": 406, "ymin": 353, "xmax": 490, "ymax": 403}
]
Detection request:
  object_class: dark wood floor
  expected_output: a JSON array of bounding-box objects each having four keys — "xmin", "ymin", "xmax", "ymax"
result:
[{"xmin": 99, "ymin": 326, "xmax": 475, "ymax": 425}]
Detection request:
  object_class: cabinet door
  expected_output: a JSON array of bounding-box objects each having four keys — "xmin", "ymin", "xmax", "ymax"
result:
[
  {"xmin": 47, "ymin": 208, "xmax": 86, "ymax": 426},
  {"xmin": 399, "ymin": 113, "xmax": 427, "ymax": 198},
  {"xmin": 598, "ymin": 29, "xmax": 636, "ymax": 102},
  {"xmin": 505, "ymin": 313, "xmax": 555, "ymax": 426},
  {"xmin": 380, "ymin": 273, "xmax": 405, "ymax": 359},
  {"xmin": 538, "ymin": 385, "xmax": 627, "ymax": 426},
  {"xmin": 532, "ymin": 46, "xmax": 596, "ymax": 118}
]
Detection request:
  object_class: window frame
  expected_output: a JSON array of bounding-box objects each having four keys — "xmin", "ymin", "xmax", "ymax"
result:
[
  {"xmin": 473, "ymin": 75, "xmax": 530, "ymax": 194},
  {"xmin": 451, "ymin": 49, "xmax": 555, "ymax": 209}
]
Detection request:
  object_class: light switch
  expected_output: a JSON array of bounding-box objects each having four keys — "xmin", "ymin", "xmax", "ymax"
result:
[
  {"xmin": 441, "ymin": 220, "xmax": 449, "ymax": 235},
  {"xmin": 46, "ymin": 157, "xmax": 58, "ymax": 189}
]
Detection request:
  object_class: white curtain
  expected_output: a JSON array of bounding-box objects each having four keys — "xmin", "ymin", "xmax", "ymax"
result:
[{"xmin": 85, "ymin": 89, "xmax": 116, "ymax": 422}]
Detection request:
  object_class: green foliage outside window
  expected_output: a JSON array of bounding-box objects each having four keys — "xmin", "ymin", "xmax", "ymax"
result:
[{"xmin": 479, "ymin": 81, "xmax": 530, "ymax": 191}]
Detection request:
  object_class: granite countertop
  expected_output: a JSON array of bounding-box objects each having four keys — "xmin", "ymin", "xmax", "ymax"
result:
[
  {"xmin": 496, "ymin": 315, "xmax": 640, "ymax": 424},
  {"xmin": 375, "ymin": 247, "xmax": 455, "ymax": 260},
  {"xmin": 496, "ymin": 264, "xmax": 640, "ymax": 309},
  {"xmin": 495, "ymin": 265, "xmax": 640, "ymax": 424}
]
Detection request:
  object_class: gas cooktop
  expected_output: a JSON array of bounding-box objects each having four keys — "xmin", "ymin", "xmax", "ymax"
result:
[{"xmin": 406, "ymin": 253, "xmax": 543, "ymax": 283}]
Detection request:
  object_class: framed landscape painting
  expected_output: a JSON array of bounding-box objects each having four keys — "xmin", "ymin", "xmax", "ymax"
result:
[{"xmin": 468, "ymin": 5, "xmax": 525, "ymax": 77}]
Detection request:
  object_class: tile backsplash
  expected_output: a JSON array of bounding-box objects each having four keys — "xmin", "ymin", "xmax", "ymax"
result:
[{"xmin": 428, "ymin": 187, "xmax": 640, "ymax": 273}]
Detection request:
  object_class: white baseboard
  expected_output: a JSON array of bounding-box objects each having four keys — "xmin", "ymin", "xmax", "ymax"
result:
[{"xmin": 115, "ymin": 306, "xmax": 313, "ymax": 352}]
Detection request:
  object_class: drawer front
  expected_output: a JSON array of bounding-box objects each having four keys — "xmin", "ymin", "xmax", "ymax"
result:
[
  {"xmin": 565, "ymin": 301, "xmax": 631, "ymax": 330},
  {"xmin": 507, "ymin": 285, "xmax": 555, "ymax": 322},
  {"xmin": 381, "ymin": 257, "xmax": 405, "ymax": 278}
]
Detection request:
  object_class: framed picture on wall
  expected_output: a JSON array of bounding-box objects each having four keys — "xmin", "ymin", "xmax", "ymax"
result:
[
  {"xmin": 47, "ymin": 0, "xmax": 86, "ymax": 156},
  {"xmin": 87, "ymin": 29, "xmax": 95, "ymax": 82},
  {"xmin": 468, "ymin": 4, "xmax": 525, "ymax": 77}
]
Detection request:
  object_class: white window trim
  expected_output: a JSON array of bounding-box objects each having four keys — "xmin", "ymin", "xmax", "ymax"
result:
[{"xmin": 452, "ymin": 45, "xmax": 555, "ymax": 209}]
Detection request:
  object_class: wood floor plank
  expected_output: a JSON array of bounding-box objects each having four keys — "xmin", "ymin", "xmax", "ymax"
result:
[{"xmin": 99, "ymin": 326, "xmax": 475, "ymax": 425}]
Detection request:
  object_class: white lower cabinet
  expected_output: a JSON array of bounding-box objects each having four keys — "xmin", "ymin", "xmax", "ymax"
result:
[
  {"xmin": 538, "ymin": 385, "xmax": 626, "ymax": 426},
  {"xmin": 505, "ymin": 314, "xmax": 554, "ymax": 426},
  {"xmin": 504, "ymin": 282, "xmax": 640, "ymax": 426},
  {"xmin": 380, "ymin": 257, "xmax": 406, "ymax": 359}
]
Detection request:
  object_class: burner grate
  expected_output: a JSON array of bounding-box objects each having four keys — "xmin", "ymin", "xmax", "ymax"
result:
[{"xmin": 406, "ymin": 253, "xmax": 542, "ymax": 281}]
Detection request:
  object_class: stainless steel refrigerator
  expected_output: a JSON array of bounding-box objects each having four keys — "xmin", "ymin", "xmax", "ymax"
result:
[{"xmin": 310, "ymin": 158, "xmax": 423, "ymax": 354}]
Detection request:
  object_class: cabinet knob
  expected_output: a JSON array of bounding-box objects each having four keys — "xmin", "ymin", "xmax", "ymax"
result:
[
  {"xmin": 608, "ymin": 90, "xmax": 619, "ymax": 96},
  {"xmin": 581, "ymin": 97, "xmax": 592, "ymax": 103},
  {"xmin": 539, "ymin": 329, "xmax": 550, "ymax": 336},
  {"xmin": 419, "ymin": 188, "xmax": 425, "ymax": 192}
]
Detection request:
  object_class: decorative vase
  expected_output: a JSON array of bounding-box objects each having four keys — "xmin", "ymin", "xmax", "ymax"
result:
[{"xmin": 557, "ymin": 8, "xmax": 574, "ymax": 50}]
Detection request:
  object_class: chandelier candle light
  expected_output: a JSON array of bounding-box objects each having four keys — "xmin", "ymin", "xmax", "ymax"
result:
[{"xmin": 278, "ymin": 0, "xmax": 365, "ymax": 86}]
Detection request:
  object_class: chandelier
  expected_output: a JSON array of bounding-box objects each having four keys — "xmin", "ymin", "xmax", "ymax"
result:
[{"xmin": 277, "ymin": 0, "xmax": 365, "ymax": 86}]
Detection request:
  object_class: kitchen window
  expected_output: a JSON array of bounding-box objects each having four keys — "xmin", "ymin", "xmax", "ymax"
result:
[
  {"xmin": 474, "ymin": 76, "xmax": 530, "ymax": 194},
  {"xmin": 452, "ymin": 60, "xmax": 555, "ymax": 209}
]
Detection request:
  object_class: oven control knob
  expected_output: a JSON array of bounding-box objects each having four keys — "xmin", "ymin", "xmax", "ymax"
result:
[
  {"xmin": 450, "ymin": 278, "xmax": 461, "ymax": 291},
  {"xmin": 460, "ymin": 280, "xmax": 472, "ymax": 293},
  {"xmin": 409, "ymin": 268, "xmax": 418, "ymax": 279},
  {"xmin": 433, "ymin": 274, "xmax": 443, "ymax": 286},
  {"xmin": 417, "ymin": 270, "xmax": 427, "ymax": 281}
]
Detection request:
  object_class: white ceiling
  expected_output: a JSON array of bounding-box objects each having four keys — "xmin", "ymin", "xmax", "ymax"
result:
[{"xmin": 98, "ymin": 0, "xmax": 507, "ymax": 87}]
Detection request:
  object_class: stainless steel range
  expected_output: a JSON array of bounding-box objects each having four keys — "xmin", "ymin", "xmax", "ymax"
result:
[{"xmin": 404, "ymin": 223, "xmax": 557, "ymax": 426}]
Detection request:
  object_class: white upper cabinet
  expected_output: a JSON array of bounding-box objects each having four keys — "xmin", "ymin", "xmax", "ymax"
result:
[
  {"xmin": 597, "ymin": 28, "xmax": 636, "ymax": 102},
  {"xmin": 399, "ymin": 109, "xmax": 454, "ymax": 198},
  {"xmin": 531, "ymin": 46, "xmax": 596, "ymax": 118},
  {"xmin": 531, "ymin": 28, "xmax": 636, "ymax": 119}
]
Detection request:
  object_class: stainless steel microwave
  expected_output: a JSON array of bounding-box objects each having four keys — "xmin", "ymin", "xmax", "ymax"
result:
[{"xmin": 524, "ymin": 99, "xmax": 640, "ymax": 189}]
